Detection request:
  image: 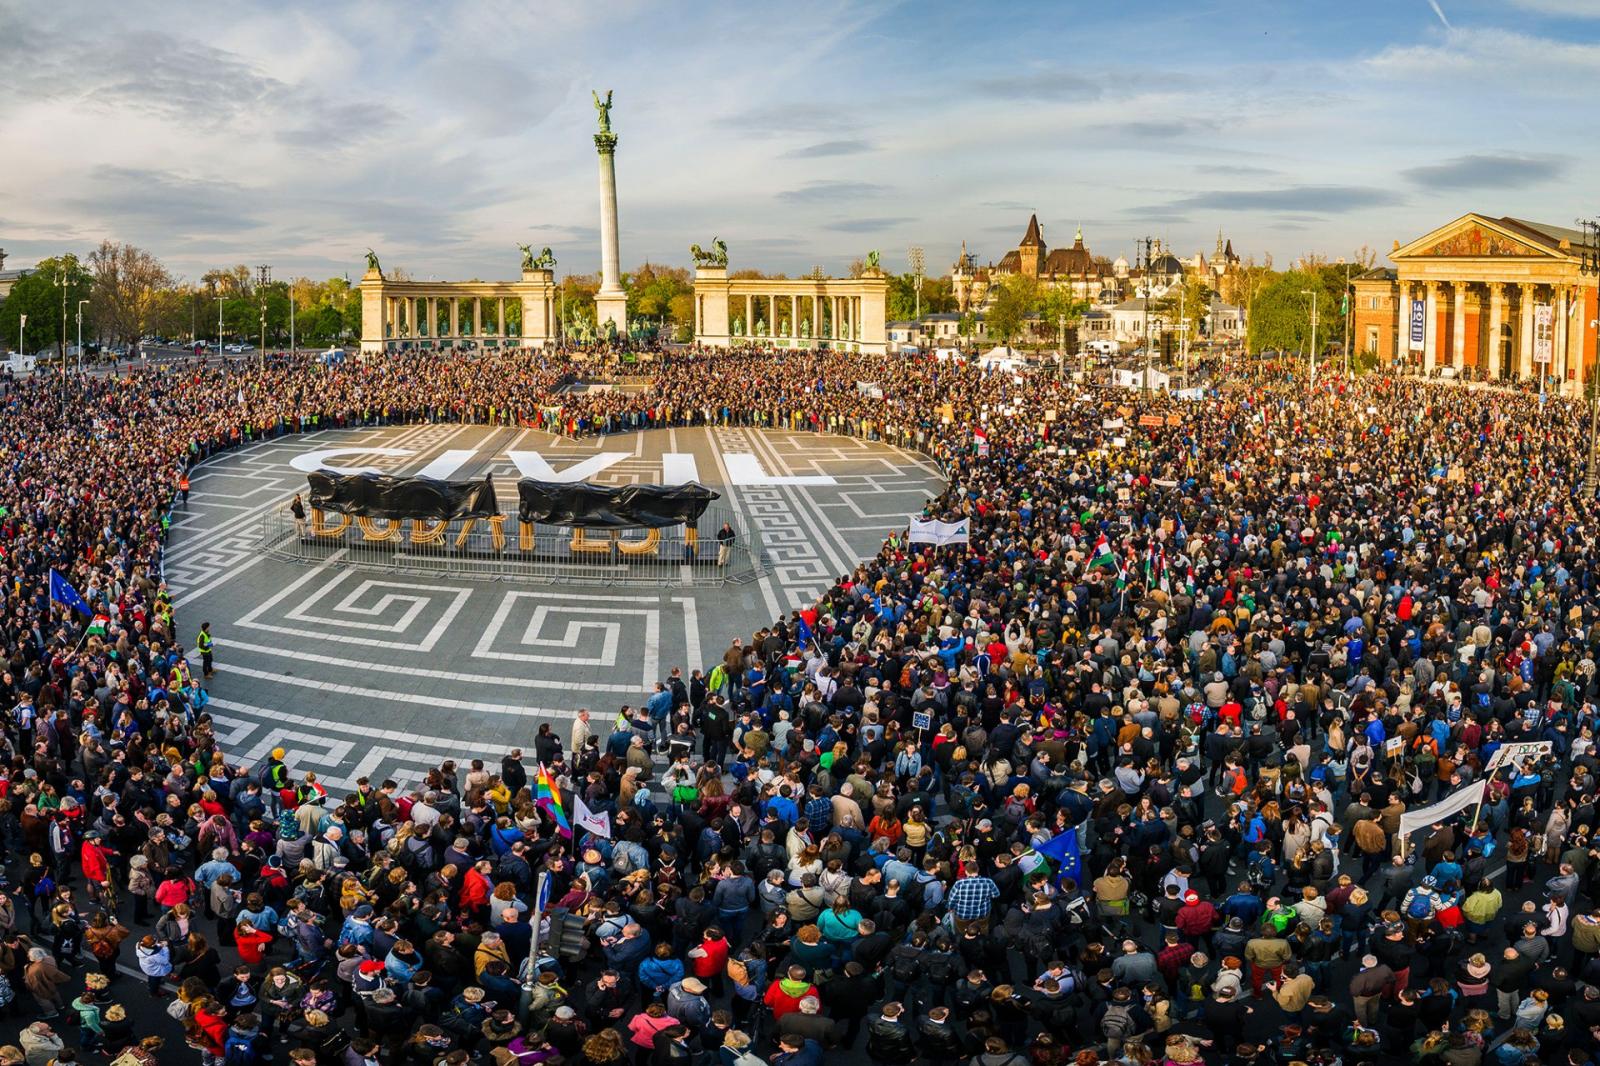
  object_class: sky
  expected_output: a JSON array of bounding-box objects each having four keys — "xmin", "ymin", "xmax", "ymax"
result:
[{"xmin": 2, "ymin": 0, "xmax": 1598, "ymax": 284}]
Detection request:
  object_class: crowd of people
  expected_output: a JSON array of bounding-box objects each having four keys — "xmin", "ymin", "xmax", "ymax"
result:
[{"xmin": 1, "ymin": 346, "xmax": 1600, "ymax": 1066}]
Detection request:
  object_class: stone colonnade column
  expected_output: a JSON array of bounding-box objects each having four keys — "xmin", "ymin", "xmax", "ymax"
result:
[
  {"xmin": 1423, "ymin": 282, "xmax": 1438, "ymax": 374},
  {"xmin": 1519, "ymin": 284, "xmax": 1535, "ymax": 380},
  {"xmin": 1487, "ymin": 284, "xmax": 1504, "ymax": 379},
  {"xmin": 473, "ymin": 297, "xmax": 483, "ymax": 337},
  {"xmin": 1451, "ymin": 282, "xmax": 1466, "ymax": 372}
]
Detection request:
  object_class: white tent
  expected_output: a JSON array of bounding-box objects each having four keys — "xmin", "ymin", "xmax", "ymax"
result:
[
  {"xmin": 978, "ymin": 345, "xmax": 1025, "ymax": 371},
  {"xmin": 1111, "ymin": 366, "xmax": 1171, "ymax": 390}
]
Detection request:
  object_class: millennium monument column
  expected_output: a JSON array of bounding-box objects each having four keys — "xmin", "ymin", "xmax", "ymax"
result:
[{"xmin": 592, "ymin": 90, "xmax": 628, "ymax": 338}]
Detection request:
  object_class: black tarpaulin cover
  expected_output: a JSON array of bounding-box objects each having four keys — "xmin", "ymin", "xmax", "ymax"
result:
[
  {"xmin": 515, "ymin": 480, "xmax": 721, "ymax": 528},
  {"xmin": 306, "ymin": 472, "xmax": 500, "ymax": 521}
]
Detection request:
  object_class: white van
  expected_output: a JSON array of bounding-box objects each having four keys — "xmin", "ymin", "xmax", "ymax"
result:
[
  {"xmin": 1082, "ymin": 339, "xmax": 1118, "ymax": 357},
  {"xmin": 3, "ymin": 353, "xmax": 36, "ymax": 374}
]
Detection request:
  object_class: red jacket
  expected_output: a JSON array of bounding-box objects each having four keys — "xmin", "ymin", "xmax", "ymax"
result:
[
  {"xmin": 460, "ymin": 868, "xmax": 493, "ymax": 911},
  {"xmin": 193, "ymin": 1006, "xmax": 228, "ymax": 1052},
  {"xmin": 235, "ymin": 926, "xmax": 272, "ymax": 966},
  {"xmin": 691, "ymin": 935, "xmax": 729, "ymax": 979},
  {"xmin": 763, "ymin": 978, "xmax": 816, "ymax": 1020},
  {"xmin": 80, "ymin": 840, "xmax": 112, "ymax": 884},
  {"xmin": 1175, "ymin": 901, "xmax": 1218, "ymax": 938}
]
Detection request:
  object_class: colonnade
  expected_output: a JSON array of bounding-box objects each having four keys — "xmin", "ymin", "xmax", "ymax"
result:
[{"xmin": 1401, "ymin": 277, "xmax": 1589, "ymax": 387}]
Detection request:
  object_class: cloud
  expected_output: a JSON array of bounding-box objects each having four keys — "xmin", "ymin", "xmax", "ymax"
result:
[
  {"xmin": 716, "ymin": 103, "xmax": 858, "ymax": 137},
  {"xmin": 1402, "ymin": 152, "xmax": 1567, "ymax": 190},
  {"xmin": 968, "ymin": 70, "xmax": 1101, "ymax": 101},
  {"xmin": 1163, "ymin": 185, "xmax": 1405, "ymax": 214},
  {"xmin": 71, "ymin": 167, "xmax": 265, "ymax": 237},
  {"xmin": 1507, "ymin": 0, "xmax": 1600, "ymax": 14},
  {"xmin": 1095, "ymin": 118, "xmax": 1223, "ymax": 140},
  {"xmin": 981, "ymin": 200, "xmax": 1035, "ymax": 213},
  {"xmin": 781, "ymin": 139, "xmax": 872, "ymax": 159},
  {"xmin": 822, "ymin": 216, "xmax": 914, "ymax": 233},
  {"xmin": 1194, "ymin": 164, "xmax": 1279, "ymax": 178},
  {"xmin": 778, "ymin": 181, "xmax": 888, "ymax": 204},
  {"xmin": 1364, "ymin": 27, "xmax": 1600, "ymax": 95}
]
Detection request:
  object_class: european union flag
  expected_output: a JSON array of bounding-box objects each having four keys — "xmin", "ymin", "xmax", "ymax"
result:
[
  {"xmin": 49, "ymin": 570, "xmax": 92, "ymax": 616},
  {"xmin": 1036, "ymin": 828, "xmax": 1082, "ymax": 885}
]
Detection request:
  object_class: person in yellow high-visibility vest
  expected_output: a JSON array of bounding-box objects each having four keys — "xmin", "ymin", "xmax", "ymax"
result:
[{"xmin": 196, "ymin": 621, "xmax": 215, "ymax": 679}]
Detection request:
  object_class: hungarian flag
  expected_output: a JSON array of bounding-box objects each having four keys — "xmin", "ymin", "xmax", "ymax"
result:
[
  {"xmin": 535, "ymin": 764, "xmax": 572, "ymax": 838},
  {"xmin": 1089, "ymin": 534, "xmax": 1118, "ymax": 571},
  {"xmin": 87, "ymin": 613, "xmax": 109, "ymax": 637}
]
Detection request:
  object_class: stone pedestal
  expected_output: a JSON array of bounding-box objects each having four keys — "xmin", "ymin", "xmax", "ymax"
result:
[
  {"xmin": 692, "ymin": 267, "xmax": 730, "ymax": 348},
  {"xmin": 358, "ymin": 267, "xmax": 386, "ymax": 356},
  {"xmin": 595, "ymin": 292, "xmax": 628, "ymax": 337}
]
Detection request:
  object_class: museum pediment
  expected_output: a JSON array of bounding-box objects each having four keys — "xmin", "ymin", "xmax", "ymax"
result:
[{"xmin": 1394, "ymin": 214, "xmax": 1563, "ymax": 261}]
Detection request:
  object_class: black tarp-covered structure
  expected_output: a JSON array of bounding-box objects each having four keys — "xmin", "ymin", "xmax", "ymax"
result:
[
  {"xmin": 516, "ymin": 481, "xmax": 720, "ymax": 528},
  {"xmin": 306, "ymin": 472, "xmax": 500, "ymax": 520}
]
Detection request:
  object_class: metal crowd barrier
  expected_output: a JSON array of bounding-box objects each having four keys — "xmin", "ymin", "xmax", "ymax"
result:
[{"xmin": 259, "ymin": 502, "xmax": 760, "ymax": 588}]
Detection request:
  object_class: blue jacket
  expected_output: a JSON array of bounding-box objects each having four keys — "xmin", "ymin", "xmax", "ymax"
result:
[{"xmin": 638, "ymin": 956, "xmax": 684, "ymax": 997}]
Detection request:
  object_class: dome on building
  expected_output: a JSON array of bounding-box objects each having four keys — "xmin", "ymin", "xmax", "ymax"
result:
[
  {"xmin": 1113, "ymin": 255, "xmax": 1130, "ymax": 278},
  {"xmin": 1149, "ymin": 253, "xmax": 1184, "ymax": 276}
]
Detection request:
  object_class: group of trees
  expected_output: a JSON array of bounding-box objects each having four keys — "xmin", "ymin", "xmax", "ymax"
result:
[
  {"xmin": 983, "ymin": 274, "xmax": 1092, "ymax": 348},
  {"xmin": 0, "ymin": 243, "xmax": 367, "ymax": 355}
]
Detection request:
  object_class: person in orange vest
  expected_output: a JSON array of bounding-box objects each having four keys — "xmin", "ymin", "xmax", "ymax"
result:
[{"xmin": 178, "ymin": 470, "xmax": 191, "ymax": 508}]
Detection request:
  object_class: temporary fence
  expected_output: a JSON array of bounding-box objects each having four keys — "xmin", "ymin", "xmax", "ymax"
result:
[{"xmin": 259, "ymin": 501, "xmax": 760, "ymax": 588}]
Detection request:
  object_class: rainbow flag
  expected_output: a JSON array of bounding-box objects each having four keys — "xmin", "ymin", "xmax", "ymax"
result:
[{"xmin": 535, "ymin": 763, "xmax": 572, "ymax": 838}]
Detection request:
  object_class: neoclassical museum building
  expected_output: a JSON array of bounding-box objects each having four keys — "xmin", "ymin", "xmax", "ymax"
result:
[{"xmin": 1352, "ymin": 213, "xmax": 1598, "ymax": 394}]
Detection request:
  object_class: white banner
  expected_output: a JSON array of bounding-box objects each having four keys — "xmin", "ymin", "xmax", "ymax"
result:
[
  {"xmin": 1485, "ymin": 741, "xmax": 1551, "ymax": 773},
  {"xmin": 574, "ymin": 796, "xmax": 612, "ymax": 839},
  {"xmin": 908, "ymin": 518, "xmax": 970, "ymax": 546},
  {"xmin": 1534, "ymin": 305, "xmax": 1554, "ymax": 363},
  {"xmin": 1398, "ymin": 780, "xmax": 1487, "ymax": 839}
]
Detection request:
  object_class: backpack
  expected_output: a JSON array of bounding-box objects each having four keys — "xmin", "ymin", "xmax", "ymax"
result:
[
  {"xmin": 1102, "ymin": 1005, "xmax": 1135, "ymax": 1038},
  {"xmin": 888, "ymin": 944, "xmax": 921, "ymax": 981},
  {"xmin": 223, "ymin": 1033, "xmax": 258, "ymax": 1066},
  {"xmin": 1406, "ymin": 892, "xmax": 1433, "ymax": 920}
]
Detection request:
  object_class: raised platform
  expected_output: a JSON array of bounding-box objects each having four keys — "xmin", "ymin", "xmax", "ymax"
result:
[{"xmin": 258, "ymin": 502, "xmax": 759, "ymax": 588}]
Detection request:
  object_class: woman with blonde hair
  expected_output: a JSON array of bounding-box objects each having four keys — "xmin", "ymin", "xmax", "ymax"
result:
[{"xmin": 579, "ymin": 1027, "xmax": 627, "ymax": 1065}]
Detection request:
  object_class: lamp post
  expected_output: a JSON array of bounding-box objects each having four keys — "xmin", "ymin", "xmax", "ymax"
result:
[
  {"xmin": 908, "ymin": 245, "xmax": 925, "ymax": 324},
  {"xmin": 217, "ymin": 295, "xmax": 224, "ymax": 354},
  {"xmin": 1579, "ymin": 218, "xmax": 1600, "ymax": 495},
  {"xmin": 17, "ymin": 314, "xmax": 25, "ymax": 358},
  {"xmin": 1300, "ymin": 289, "xmax": 1319, "ymax": 383},
  {"xmin": 1140, "ymin": 237, "xmax": 1154, "ymax": 394},
  {"xmin": 259, "ymin": 301, "xmax": 267, "ymax": 368},
  {"xmin": 57, "ymin": 265, "xmax": 69, "ymax": 404},
  {"xmin": 1340, "ymin": 258, "xmax": 1353, "ymax": 377},
  {"xmin": 76, "ymin": 300, "xmax": 88, "ymax": 374}
]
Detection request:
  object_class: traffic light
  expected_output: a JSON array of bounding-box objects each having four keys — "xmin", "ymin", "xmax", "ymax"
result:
[{"xmin": 548, "ymin": 908, "xmax": 591, "ymax": 961}]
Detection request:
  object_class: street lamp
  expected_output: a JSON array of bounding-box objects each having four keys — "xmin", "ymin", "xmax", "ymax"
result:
[
  {"xmin": 908, "ymin": 245, "xmax": 925, "ymax": 324},
  {"xmin": 259, "ymin": 300, "xmax": 267, "ymax": 368},
  {"xmin": 56, "ymin": 265, "xmax": 70, "ymax": 407},
  {"xmin": 1339, "ymin": 257, "xmax": 1353, "ymax": 377},
  {"xmin": 1300, "ymin": 289, "xmax": 1319, "ymax": 382},
  {"xmin": 76, "ymin": 300, "xmax": 88, "ymax": 374},
  {"xmin": 17, "ymin": 313, "xmax": 26, "ymax": 357},
  {"xmin": 1578, "ymin": 218, "xmax": 1600, "ymax": 494}
]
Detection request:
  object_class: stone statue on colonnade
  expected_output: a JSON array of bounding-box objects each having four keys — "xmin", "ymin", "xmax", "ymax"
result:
[
  {"xmin": 691, "ymin": 238, "xmax": 728, "ymax": 268},
  {"xmin": 593, "ymin": 89, "xmax": 613, "ymax": 134},
  {"xmin": 364, "ymin": 248, "xmax": 381, "ymax": 274}
]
